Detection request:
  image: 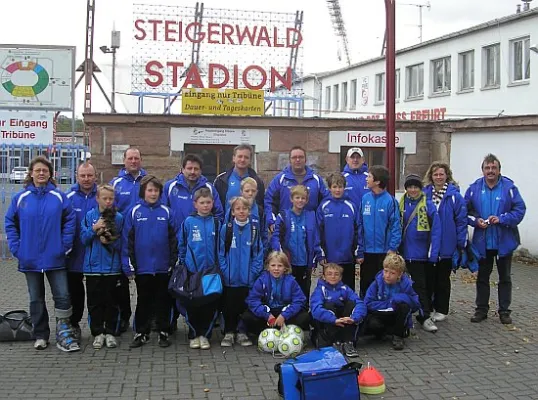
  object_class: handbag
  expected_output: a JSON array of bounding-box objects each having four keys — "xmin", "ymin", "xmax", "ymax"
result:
[{"xmin": 0, "ymin": 310, "xmax": 34, "ymax": 342}]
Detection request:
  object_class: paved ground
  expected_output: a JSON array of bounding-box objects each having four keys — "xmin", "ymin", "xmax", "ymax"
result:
[{"xmin": 1, "ymin": 260, "xmax": 538, "ymax": 400}]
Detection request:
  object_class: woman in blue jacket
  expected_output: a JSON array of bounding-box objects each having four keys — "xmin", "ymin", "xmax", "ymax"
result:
[
  {"xmin": 5, "ymin": 156, "xmax": 79, "ymax": 352},
  {"xmin": 423, "ymin": 162, "xmax": 468, "ymax": 323}
]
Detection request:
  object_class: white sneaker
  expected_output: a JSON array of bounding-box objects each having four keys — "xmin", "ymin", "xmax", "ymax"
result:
[
  {"xmin": 34, "ymin": 339, "xmax": 49, "ymax": 350},
  {"xmin": 422, "ymin": 317, "xmax": 438, "ymax": 333},
  {"xmin": 236, "ymin": 333, "xmax": 253, "ymax": 347},
  {"xmin": 199, "ymin": 336, "xmax": 210, "ymax": 350},
  {"xmin": 431, "ymin": 311, "xmax": 447, "ymax": 322},
  {"xmin": 93, "ymin": 334, "xmax": 106, "ymax": 349},
  {"xmin": 105, "ymin": 334, "xmax": 117, "ymax": 348},
  {"xmin": 220, "ymin": 333, "xmax": 234, "ymax": 347},
  {"xmin": 189, "ymin": 337, "xmax": 201, "ymax": 349}
]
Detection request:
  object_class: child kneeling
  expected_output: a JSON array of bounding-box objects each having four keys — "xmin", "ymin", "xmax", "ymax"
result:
[
  {"xmin": 243, "ymin": 251, "xmax": 310, "ymax": 335},
  {"xmin": 363, "ymin": 254, "xmax": 420, "ymax": 350},
  {"xmin": 310, "ymin": 263, "xmax": 366, "ymax": 357}
]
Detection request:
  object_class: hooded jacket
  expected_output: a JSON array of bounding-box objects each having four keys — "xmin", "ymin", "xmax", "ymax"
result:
[
  {"xmin": 110, "ymin": 168, "xmax": 147, "ymax": 214},
  {"xmin": 342, "ymin": 163, "xmax": 370, "ymax": 208},
  {"xmin": 464, "ymin": 176, "xmax": 526, "ymax": 258},
  {"xmin": 310, "ymin": 279, "xmax": 367, "ymax": 324},
  {"xmin": 66, "ymin": 183, "xmax": 98, "ymax": 273},
  {"xmin": 178, "ymin": 214, "xmax": 220, "ymax": 273},
  {"xmin": 122, "ymin": 200, "xmax": 178, "ymax": 276},
  {"xmin": 423, "ymin": 183, "xmax": 468, "ymax": 259},
  {"xmin": 163, "ymin": 173, "xmax": 224, "ymax": 228},
  {"xmin": 264, "ymin": 165, "xmax": 329, "ymax": 227},
  {"xmin": 5, "ymin": 182, "xmax": 76, "ymax": 272},
  {"xmin": 214, "ymin": 167, "xmax": 265, "ymax": 211},
  {"xmin": 246, "ymin": 271, "xmax": 306, "ymax": 320}
]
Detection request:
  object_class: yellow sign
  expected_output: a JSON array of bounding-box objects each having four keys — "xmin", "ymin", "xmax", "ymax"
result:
[{"xmin": 181, "ymin": 88, "xmax": 264, "ymax": 116}]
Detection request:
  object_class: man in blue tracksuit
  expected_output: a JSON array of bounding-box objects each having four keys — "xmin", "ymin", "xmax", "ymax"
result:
[
  {"xmin": 66, "ymin": 162, "xmax": 98, "ymax": 341},
  {"xmin": 264, "ymin": 146, "xmax": 329, "ymax": 230},
  {"xmin": 342, "ymin": 147, "xmax": 370, "ymax": 208},
  {"xmin": 109, "ymin": 147, "xmax": 147, "ymax": 331},
  {"xmin": 358, "ymin": 165, "xmax": 401, "ymax": 298},
  {"xmin": 465, "ymin": 154, "xmax": 526, "ymax": 325}
]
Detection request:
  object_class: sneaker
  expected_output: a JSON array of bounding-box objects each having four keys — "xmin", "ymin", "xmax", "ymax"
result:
[
  {"xmin": 34, "ymin": 339, "xmax": 49, "ymax": 350},
  {"xmin": 56, "ymin": 318, "xmax": 81, "ymax": 352},
  {"xmin": 499, "ymin": 312, "xmax": 512, "ymax": 325},
  {"xmin": 422, "ymin": 317, "xmax": 438, "ymax": 333},
  {"xmin": 189, "ymin": 337, "xmax": 201, "ymax": 349},
  {"xmin": 392, "ymin": 336, "xmax": 405, "ymax": 351},
  {"xmin": 220, "ymin": 333, "xmax": 235, "ymax": 347},
  {"xmin": 93, "ymin": 334, "xmax": 106, "ymax": 349},
  {"xmin": 129, "ymin": 333, "xmax": 149, "ymax": 348},
  {"xmin": 236, "ymin": 333, "xmax": 253, "ymax": 347},
  {"xmin": 342, "ymin": 342, "xmax": 359, "ymax": 358},
  {"xmin": 470, "ymin": 311, "xmax": 487, "ymax": 323},
  {"xmin": 105, "ymin": 334, "xmax": 118, "ymax": 348},
  {"xmin": 431, "ymin": 311, "xmax": 447, "ymax": 322},
  {"xmin": 199, "ymin": 336, "xmax": 211, "ymax": 350},
  {"xmin": 158, "ymin": 332, "xmax": 171, "ymax": 348}
]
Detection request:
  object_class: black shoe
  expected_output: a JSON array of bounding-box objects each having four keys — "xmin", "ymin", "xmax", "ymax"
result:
[
  {"xmin": 470, "ymin": 312, "xmax": 487, "ymax": 323},
  {"xmin": 129, "ymin": 333, "xmax": 149, "ymax": 348},
  {"xmin": 168, "ymin": 321, "xmax": 178, "ymax": 335},
  {"xmin": 119, "ymin": 319, "xmax": 129, "ymax": 333},
  {"xmin": 342, "ymin": 341, "xmax": 359, "ymax": 358},
  {"xmin": 499, "ymin": 313, "xmax": 512, "ymax": 325},
  {"xmin": 158, "ymin": 332, "xmax": 171, "ymax": 348},
  {"xmin": 392, "ymin": 336, "xmax": 404, "ymax": 351}
]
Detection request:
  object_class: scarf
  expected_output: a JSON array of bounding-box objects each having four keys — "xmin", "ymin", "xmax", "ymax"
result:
[
  {"xmin": 399, "ymin": 194, "xmax": 430, "ymax": 232},
  {"xmin": 432, "ymin": 183, "xmax": 448, "ymax": 208}
]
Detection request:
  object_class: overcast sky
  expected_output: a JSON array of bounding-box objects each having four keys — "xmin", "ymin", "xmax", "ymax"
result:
[{"xmin": 0, "ymin": 0, "xmax": 525, "ymax": 114}]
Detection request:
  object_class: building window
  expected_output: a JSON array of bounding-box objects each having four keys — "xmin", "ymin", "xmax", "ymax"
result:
[
  {"xmin": 375, "ymin": 73, "xmax": 385, "ymax": 103},
  {"xmin": 431, "ymin": 57, "xmax": 451, "ymax": 94},
  {"xmin": 395, "ymin": 69, "xmax": 400, "ymax": 100},
  {"xmin": 342, "ymin": 82, "xmax": 348, "ymax": 110},
  {"xmin": 458, "ymin": 50, "xmax": 475, "ymax": 91},
  {"xmin": 325, "ymin": 86, "xmax": 331, "ymax": 113},
  {"xmin": 510, "ymin": 36, "xmax": 531, "ymax": 82},
  {"xmin": 482, "ymin": 43, "xmax": 500, "ymax": 88},
  {"xmin": 406, "ymin": 63, "xmax": 424, "ymax": 99},
  {"xmin": 350, "ymin": 79, "xmax": 357, "ymax": 109},
  {"xmin": 333, "ymin": 84, "xmax": 339, "ymax": 111}
]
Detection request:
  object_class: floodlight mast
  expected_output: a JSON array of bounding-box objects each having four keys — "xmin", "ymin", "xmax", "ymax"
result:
[{"xmin": 326, "ymin": 0, "xmax": 351, "ymax": 66}]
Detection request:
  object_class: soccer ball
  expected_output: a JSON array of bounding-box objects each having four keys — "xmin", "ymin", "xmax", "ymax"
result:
[
  {"xmin": 284, "ymin": 324, "xmax": 304, "ymax": 341},
  {"xmin": 278, "ymin": 332, "xmax": 303, "ymax": 358},
  {"xmin": 258, "ymin": 328, "xmax": 283, "ymax": 353}
]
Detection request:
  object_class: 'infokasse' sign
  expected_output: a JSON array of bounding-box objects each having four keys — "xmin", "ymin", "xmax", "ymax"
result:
[
  {"xmin": 0, "ymin": 111, "xmax": 53, "ymax": 145},
  {"xmin": 328, "ymin": 130, "xmax": 417, "ymax": 154}
]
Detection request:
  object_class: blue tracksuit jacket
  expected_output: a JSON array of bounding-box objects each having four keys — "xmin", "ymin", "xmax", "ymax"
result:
[
  {"xmin": 218, "ymin": 218, "xmax": 264, "ymax": 287},
  {"xmin": 358, "ymin": 190, "xmax": 401, "ymax": 258},
  {"xmin": 110, "ymin": 168, "xmax": 147, "ymax": 214},
  {"xmin": 424, "ymin": 183, "xmax": 468, "ymax": 259},
  {"xmin": 264, "ymin": 166, "xmax": 329, "ymax": 227},
  {"xmin": 80, "ymin": 207, "xmax": 124, "ymax": 275},
  {"xmin": 5, "ymin": 182, "xmax": 76, "ymax": 272},
  {"xmin": 246, "ymin": 271, "xmax": 306, "ymax": 320},
  {"xmin": 464, "ymin": 176, "xmax": 526, "ymax": 258},
  {"xmin": 317, "ymin": 197, "xmax": 360, "ymax": 264},
  {"xmin": 178, "ymin": 214, "xmax": 220, "ymax": 273},
  {"xmin": 310, "ymin": 279, "xmax": 367, "ymax": 324},
  {"xmin": 122, "ymin": 200, "xmax": 178, "ymax": 276},
  {"xmin": 66, "ymin": 183, "xmax": 98, "ymax": 273},
  {"xmin": 342, "ymin": 163, "xmax": 370, "ymax": 208}
]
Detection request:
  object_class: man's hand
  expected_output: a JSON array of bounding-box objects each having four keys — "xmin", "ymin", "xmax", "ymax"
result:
[
  {"xmin": 335, "ymin": 317, "xmax": 354, "ymax": 327},
  {"xmin": 93, "ymin": 218, "xmax": 105, "ymax": 232},
  {"xmin": 267, "ymin": 315, "xmax": 277, "ymax": 327},
  {"xmin": 488, "ymin": 216, "xmax": 500, "ymax": 225},
  {"xmin": 357, "ymin": 258, "xmax": 364, "ymax": 265},
  {"xmin": 477, "ymin": 218, "xmax": 489, "ymax": 229},
  {"xmin": 274, "ymin": 315, "xmax": 286, "ymax": 328}
]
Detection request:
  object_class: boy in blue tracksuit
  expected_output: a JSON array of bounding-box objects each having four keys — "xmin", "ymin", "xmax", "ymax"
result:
[
  {"xmin": 219, "ymin": 196, "xmax": 264, "ymax": 347},
  {"xmin": 310, "ymin": 263, "xmax": 367, "ymax": 358},
  {"xmin": 81, "ymin": 184, "xmax": 124, "ymax": 350},
  {"xmin": 272, "ymin": 185, "xmax": 322, "ymax": 301},
  {"xmin": 399, "ymin": 174, "xmax": 441, "ymax": 333},
  {"xmin": 243, "ymin": 251, "xmax": 310, "ymax": 335},
  {"xmin": 178, "ymin": 187, "xmax": 221, "ymax": 350},
  {"xmin": 358, "ymin": 165, "xmax": 401, "ymax": 298},
  {"xmin": 123, "ymin": 175, "xmax": 178, "ymax": 349},
  {"xmin": 317, "ymin": 173, "xmax": 361, "ymax": 292},
  {"xmin": 364, "ymin": 254, "xmax": 420, "ymax": 350}
]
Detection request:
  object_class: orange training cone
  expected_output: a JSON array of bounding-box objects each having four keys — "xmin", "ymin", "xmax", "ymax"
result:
[{"xmin": 358, "ymin": 362, "xmax": 386, "ymax": 395}]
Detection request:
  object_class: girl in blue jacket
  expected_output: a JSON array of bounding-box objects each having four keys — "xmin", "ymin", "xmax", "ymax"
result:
[
  {"xmin": 218, "ymin": 196, "xmax": 264, "ymax": 347},
  {"xmin": 423, "ymin": 162, "xmax": 468, "ymax": 323},
  {"xmin": 81, "ymin": 184, "xmax": 124, "ymax": 350},
  {"xmin": 243, "ymin": 251, "xmax": 309, "ymax": 335},
  {"xmin": 122, "ymin": 175, "xmax": 178, "ymax": 349}
]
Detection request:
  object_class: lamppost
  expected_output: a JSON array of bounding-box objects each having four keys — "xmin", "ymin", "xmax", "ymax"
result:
[
  {"xmin": 385, "ymin": 0, "xmax": 396, "ymax": 195},
  {"xmin": 100, "ymin": 30, "xmax": 120, "ymax": 113}
]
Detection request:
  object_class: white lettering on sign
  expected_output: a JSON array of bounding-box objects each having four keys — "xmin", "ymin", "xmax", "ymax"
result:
[{"xmin": 328, "ymin": 130, "xmax": 417, "ymax": 154}]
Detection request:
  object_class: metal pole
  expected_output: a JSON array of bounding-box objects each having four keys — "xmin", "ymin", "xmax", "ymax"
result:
[
  {"xmin": 419, "ymin": 5, "xmax": 423, "ymax": 43},
  {"xmin": 385, "ymin": 0, "xmax": 396, "ymax": 195},
  {"xmin": 111, "ymin": 49, "xmax": 116, "ymax": 113}
]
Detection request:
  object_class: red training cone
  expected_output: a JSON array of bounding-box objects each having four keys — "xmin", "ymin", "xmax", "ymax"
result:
[{"xmin": 358, "ymin": 362, "xmax": 386, "ymax": 395}]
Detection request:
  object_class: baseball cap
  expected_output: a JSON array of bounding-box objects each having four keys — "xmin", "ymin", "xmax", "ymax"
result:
[{"xmin": 346, "ymin": 147, "xmax": 364, "ymax": 158}]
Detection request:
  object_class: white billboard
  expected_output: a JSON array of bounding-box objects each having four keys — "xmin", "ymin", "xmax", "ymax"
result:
[
  {"xmin": 0, "ymin": 110, "xmax": 54, "ymax": 145},
  {"xmin": 0, "ymin": 45, "xmax": 75, "ymax": 111}
]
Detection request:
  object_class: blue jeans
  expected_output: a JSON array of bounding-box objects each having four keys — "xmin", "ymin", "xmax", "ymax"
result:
[{"xmin": 25, "ymin": 270, "xmax": 72, "ymax": 341}]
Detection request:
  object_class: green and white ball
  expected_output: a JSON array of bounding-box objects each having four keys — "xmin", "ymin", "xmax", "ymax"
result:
[
  {"xmin": 284, "ymin": 324, "xmax": 304, "ymax": 341},
  {"xmin": 258, "ymin": 328, "xmax": 283, "ymax": 353},
  {"xmin": 277, "ymin": 332, "xmax": 303, "ymax": 358}
]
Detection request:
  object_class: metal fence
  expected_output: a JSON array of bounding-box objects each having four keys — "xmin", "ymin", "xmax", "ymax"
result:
[{"xmin": 0, "ymin": 144, "xmax": 89, "ymax": 259}]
